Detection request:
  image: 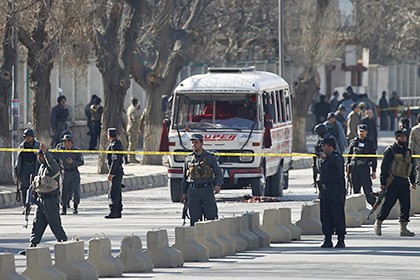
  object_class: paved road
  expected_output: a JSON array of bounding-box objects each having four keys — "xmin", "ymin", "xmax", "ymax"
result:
[{"xmin": 1, "ymin": 166, "xmax": 420, "ymax": 279}]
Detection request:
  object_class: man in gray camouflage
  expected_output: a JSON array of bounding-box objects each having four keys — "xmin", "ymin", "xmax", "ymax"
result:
[{"xmin": 409, "ymin": 113, "xmax": 420, "ymax": 184}]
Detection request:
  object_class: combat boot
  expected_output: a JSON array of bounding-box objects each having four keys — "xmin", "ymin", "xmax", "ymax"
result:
[
  {"xmin": 321, "ymin": 235, "xmax": 333, "ymax": 248},
  {"xmin": 400, "ymin": 222, "xmax": 415, "ymax": 236},
  {"xmin": 73, "ymin": 204, "xmax": 78, "ymax": 214},
  {"xmin": 335, "ymin": 235, "xmax": 345, "ymax": 248},
  {"xmin": 61, "ymin": 206, "xmax": 67, "ymax": 215},
  {"xmin": 374, "ymin": 219, "xmax": 382, "ymax": 236}
]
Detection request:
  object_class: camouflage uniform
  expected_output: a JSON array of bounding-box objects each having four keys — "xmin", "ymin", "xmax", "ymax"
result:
[
  {"xmin": 126, "ymin": 104, "xmax": 141, "ymax": 163},
  {"xmin": 409, "ymin": 124, "xmax": 420, "ymax": 184}
]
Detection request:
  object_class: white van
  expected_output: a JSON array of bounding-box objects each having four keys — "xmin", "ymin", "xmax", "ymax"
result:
[{"xmin": 167, "ymin": 67, "xmax": 292, "ymax": 202}]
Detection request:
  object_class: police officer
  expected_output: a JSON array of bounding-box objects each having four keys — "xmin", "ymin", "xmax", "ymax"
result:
[
  {"xmin": 105, "ymin": 128, "xmax": 124, "ymax": 219},
  {"xmin": 51, "ymin": 95, "xmax": 69, "ymax": 148},
  {"xmin": 346, "ymin": 124, "xmax": 377, "ymax": 206},
  {"xmin": 56, "ymin": 134, "xmax": 84, "ymax": 215},
  {"xmin": 18, "ymin": 143, "xmax": 67, "ymax": 255},
  {"xmin": 318, "ymin": 137, "xmax": 346, "ymax": 248},
  {"xmin": 15, "ymin": 128, "xmax": 41, "ymax": 204},
  {"xmin": 181, "ymin": 134, "xmax": 223, "ymax": 226},
  {"xmin": 374, "ymin": 130, "xmax": 416, "ymax": 237}
]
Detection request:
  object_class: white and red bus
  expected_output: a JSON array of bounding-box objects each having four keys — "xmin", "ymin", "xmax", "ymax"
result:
[{"xmin": 167, "ymin": 67, "xmax": 292, "ymax": 202}]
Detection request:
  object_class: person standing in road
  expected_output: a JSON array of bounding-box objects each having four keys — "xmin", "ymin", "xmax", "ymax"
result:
[
  {"xmin": 314, "ymin": 95, "xmax": 332, "ymax": 124},
  {"xmin": 374, "ymin": 130, "xmax": 416, "ymax": 237},
  {"xmin": 409, "ymin": 114, "xmax": 420, "ymax": 185},
  {"xmin": 318, "ymin": 137, "xmax": 346, "ymax": 248},
  {"xmin": 51, "ymin": 95, "xmax": 69, "ymax": 148},
  {"xmin": 89, "ymin": 96, "xmax": 103, "ymax": 150},
  {"xmin": 347, "ymin": 103, "xmax": 361, "ymax": 142},
  {"xmin": 346, "ymin": 124, "xmax": 377, "ymax": 207},
  {"xmin": 389, "ymin": 91, "xmax": 403, "ymax": 131},
  {"xmin": 56, "ymin": 134, "xmax": 84, "ymax": 215},
  {"xmin": 105, "ymin": 128, "xmax": 124, "ymax": 219},
  {"xmin": 181, "ymin": 134, "xmax": 223, "ymax": 226},
  {"xmin": 361, "ymin": 109, "xmax": 378, "ymax": 149},
  {"xmin": 85, "ymin": 94, "xmax": 99, "ymax": 138},
  {"xmin": 18, "ymin": 143, "xmax": 67, "ymax": 255},
  {"xmin": 15, "ymin": 128, "xmax": 41, "ymax": 204},
  {"xmin": 379, "ymin": 91, "xmax": 390, "ymax": 131},
  {"xmin": 126, "ymin": 98, "xmax": 142, "ymax": 163}
]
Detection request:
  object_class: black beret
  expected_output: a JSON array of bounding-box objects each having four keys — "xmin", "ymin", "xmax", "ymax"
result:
[
  {"xmin": 190, "ymin": 134, "xmax": 204, "ymax": 141},
  {"xmin": 322, "ymin": 137, "xmax": 336, "ymax": 147},
  {"xmin": 107, "ymin": 128, "xmax": 118, "ymax": 138}
]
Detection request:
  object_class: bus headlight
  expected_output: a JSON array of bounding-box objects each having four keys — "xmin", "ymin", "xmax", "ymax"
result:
[{"xmin": 239, "ymin": 155, "xmax": 253, "ymax": 162}]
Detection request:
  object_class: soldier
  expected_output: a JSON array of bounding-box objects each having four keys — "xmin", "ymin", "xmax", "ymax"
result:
[
  {"xmin": 374, "ymin": 130, "xmax": 416, "ymax": 237},
  {"xmin": 126, "ymin": 98, "xmax": 142, "ymax": 163},
  {"xmin": 180, "ymin": 134, "xmax": 223, "ymax": 226},
  {"xmin": 15, "ymin": 128, "xmax": 41, "ymax": 204},
  {"xmin": 409, "ymin": 113, "xmax": 420, "ymax": 185},
  {"xmin": 346, "ymin": 124, "xmax": 377, "ymax": 206},
  {"xmin": 51, "ymin": 95, "xmax": 69, "ymax": 148},
  {"xmin": 89, "ymin": 96, "xmax": 103, "ymax": 150},
  {"xmin": 105, "ymin": 128, "xmax": 124, "ymax": 219},
  {"xmin": 18, "ymin": 143, "xmax": 67, "ymax": 255},
  {"xmin": 318, "ymin": 137, "xmax": 346, "ymax": 248},
  {"xmin": 56, "ymin": 134, "xmax": 84, "ymax": 215}
]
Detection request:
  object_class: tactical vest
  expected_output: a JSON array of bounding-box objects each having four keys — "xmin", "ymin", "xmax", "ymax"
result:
[
  {"xmin": 389, "ymin": 150, "xmax": 412, "ymax": 178},
  {"xmin": 33, "ymin": 169, "xmax": 60, "ymax": 193},
  {"xmin": 187, "ymin": 156, "xmax": 213, "ymax": 180}
]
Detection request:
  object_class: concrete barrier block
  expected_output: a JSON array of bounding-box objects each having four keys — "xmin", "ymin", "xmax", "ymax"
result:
[
  {"xmin": 261, "ymin": 209, "xmax": 291, "ymax": 243},
  {"xmin": 144, "ymin": 230, "xmax": 183, "ymax": 268},
  {"xmin": 0, "ymin": 253, "xmax": 29, "ymax": 280},
  {"xmin": 87, "ymin": 236, "xmax": 123, "ymax": 277},
  {"xmin": 195, "ymin": 221, "xmax": 225, "ymax": 258},
  {"xmin": 22, "ymin": 247, "xmax": 66, "ymax": 280},
  {"xmin": 220, "ymin": 218, "xmax": 247, "ymax": 253},
  {"xmin": 53, "ymin": 241, "xmax": 98, "ymax": 280},
  {"xmin": 345, "ymin": 196, "xmax": 363, "ymax": 228},
  {"xmin": 351, "ymin": 194, "xmax": 373, "ymax": 225},
  {"xmin": 296, "ymin": 203, "xmax": 323, "ymax": 235},
  {"xmin": 237, "ymin": 216, "xmax": 260, "ymax": 249},
  {"xmin": 278, "ymin": 208, "xmax": 302, "ymax": 241},
  {"xmin": 245, "ymin": 212, "xmax": 270, "ymax": 247},
  {"xmin": 412, "ymin": 189, "xmax": 420, "ymax": 214},
  {"xmin": 171, "ymin": 227, "xmax": 209, "ymax": 262},
  {"xmin": 117, "ymin": 235, "xmax": 154, "ymax": 273},
  {"xmin": 211, "ymin": 220, "xmax": 236, "ymax": 256}
]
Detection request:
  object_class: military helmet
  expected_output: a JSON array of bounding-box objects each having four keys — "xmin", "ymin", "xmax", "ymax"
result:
[
  {"xmin": 314, "ymin": 123, "xmax": 327, "ymax": 136},
  {"xmin": 23, "ymin": 128, "xmax": 35, "ymax": 137}
]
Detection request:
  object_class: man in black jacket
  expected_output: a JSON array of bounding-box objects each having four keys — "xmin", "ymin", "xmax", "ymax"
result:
[{"xmin": 51, "ymin": 95, "xmax": 69, "ymax": 148}]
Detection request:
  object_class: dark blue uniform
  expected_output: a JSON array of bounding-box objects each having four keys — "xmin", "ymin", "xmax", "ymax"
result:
[
  {"xmin": 181, "ymin": 150, "xmax": 223, "ymax": 226},
  {"xmin": 319, "ymin": 150, "xmax": 346, "ymax": 240},
  {"xmin": 347, "ymin": 136, "xmax": 377, "ymax": 206},
  {"xmin": 106, "ymin": 138, "xmax": 124, "ymax": 218},
  {"xmin": 15, "ymin": 140, "xmax": 40, "ymax": 203}
]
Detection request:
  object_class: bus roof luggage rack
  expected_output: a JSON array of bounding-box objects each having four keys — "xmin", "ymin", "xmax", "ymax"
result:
[{"xmin": 207, "ymin": 66, "xmax": 256, "ymax": 73}]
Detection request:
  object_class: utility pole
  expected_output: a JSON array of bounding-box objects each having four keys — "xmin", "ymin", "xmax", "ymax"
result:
[
  {"xmin": 278, "ymin": 0, "xmax": 283, "ymax": 76},
  {"xmin": 11, "ymin": 0, "xmax": 19, "ymax": 174}
]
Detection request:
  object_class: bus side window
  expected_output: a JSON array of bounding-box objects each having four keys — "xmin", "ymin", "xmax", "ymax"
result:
[
  {"xmin": 279, "ymin": 90, "xmax": 287, "ymax": 121},
  {"xmin": 270, "ymin": 92, "xmax": 278, "ymax": 124},
  {"xmin": 263, "ymin": 92, "xmax": 275, "ymax": 120},
  {"xmin": 285, "ymin": 95, "xmax": 292, "ymax": 121},
  {"xmin": 275, "ymin": 91, "xmax": 283, "ymax": 122}
]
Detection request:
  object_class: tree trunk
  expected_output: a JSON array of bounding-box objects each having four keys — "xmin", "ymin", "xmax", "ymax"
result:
[
  {"xmin": 141, "ymin": 88, "xmax": 164, "ymax": 165},
  {"xmin": 292, "ymin": 67, "xmax": 320, "ymax": 152},
  {"xmin": 28, "ymin": 61, "xmax": 53, "ymax": 146}
]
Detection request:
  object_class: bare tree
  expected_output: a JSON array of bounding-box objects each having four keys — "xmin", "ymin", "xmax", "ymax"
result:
[
  {"xmin": 91, "ymin": 0, "xmax": 143, "ymax": 173},
  {"xmin": 354, "ymin": 0, "xmax": 420, "ymax": 63},
  {"xmin": 284, "ymin": 0, "xmax": 344, "ymax": 152},
  {"xmin": 0, "ymin": 3, "xmax": 16, "ymax": 184}
]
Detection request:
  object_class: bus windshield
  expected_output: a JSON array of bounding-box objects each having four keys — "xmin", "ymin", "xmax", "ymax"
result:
[{"xmin": 172, "ymin": 93, "xmax": 261, "ymax": 130}]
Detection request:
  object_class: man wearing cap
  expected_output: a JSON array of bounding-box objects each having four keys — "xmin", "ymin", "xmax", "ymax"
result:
[
  {"xmin": 50, "ymin": 95, "xmax": 69, "ymax": 148},
  {"xmin": 318, "ymin": 137, "xmax": 346, "ymax": 248},
  {"xmin": 15, "ymin": 128, "xmax": 41, "ymax": 204},
  {"xmin": 323, "ymin": 112, "xmax": 347, "ymax": 153},
  {"xmin": 361, "ymin": 109, "xmax": 378, "ymax": 149},
  {"xmin": 374, "ymin": 130, "xmax": 416, "ymax": 237},
  {"xmin": 180, "ymin": 134, "xmax": 223, "ymax": 226},
  {"xmin": 346, "ymin": 124, "xmax": 377, "ymax": 206},
  {"xmin": 335, "ymin": 104, "xmax": 347, "ymax": 134},
  {"xmin": 105, "ymin": 128, "xmax": 124, "ymax": 219},
  {"xmin": 19, "ymin": 143, "xmax": 67, "ymax": 255},
  {"xmin": 55, "ymin": 134, "xmax": 84, "ymax": 215}
]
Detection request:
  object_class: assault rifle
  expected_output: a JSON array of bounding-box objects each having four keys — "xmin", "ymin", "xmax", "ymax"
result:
[
  {"xmin": 367, "ymin": 175, "xmax": 394, "ymax": 220},
  {"xmin": 23, "ymin": 175, "xmax": 36, "ymax": 228},
  {"xmin": 15, "ymin": 177, "xmax": 21, "ymax": 203},
  {"xmin": 182, "ymin": 199, "xmax": 189, "ymax": 226}
]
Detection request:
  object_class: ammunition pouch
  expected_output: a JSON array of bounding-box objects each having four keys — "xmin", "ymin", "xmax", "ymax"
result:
[
  {"xmin": 187, "ymin": 157, "xmax": 213, "ymax": 180},
  {"xmin": 390, "ymin": 151, "xmax": 412, "ymax": 178},
  {"xmin": 33, "ymin": 172, "xmax": 59, "ymax": 194}
]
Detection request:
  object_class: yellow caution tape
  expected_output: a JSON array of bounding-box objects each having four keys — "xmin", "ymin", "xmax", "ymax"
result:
[{"xmin": 2, "ymin": 147, "xmax": 420, "ymax": 158}]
